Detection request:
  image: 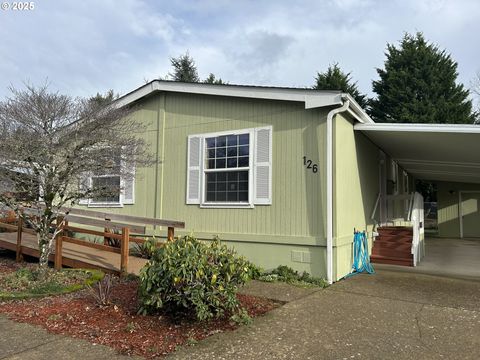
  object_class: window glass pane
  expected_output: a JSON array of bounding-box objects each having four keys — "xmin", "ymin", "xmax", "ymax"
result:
[
  {"xmin": 205, "ymin": 170, "xmax": 249, "ymax": 203},
  {"xmin": 227, "ymin": 147, "xmax": 237, "ymax": 157},
  {"xmin": 208, "ymin": 149, "xmax": 215, "ymax": 158},
  {"xmin": 227, "ymin": 135, "xmax": 237, "ymax": 146},
  {"xmin": 216, "ymin": 147, "xmax": 226, "ymax": 158},
  {"xmin": 207, "ymin": 182, "xmax": 215, "ymax": 191},
  {"xmin": 227, "ymin": 158, "xmax": 237, "ymax": 168},
  {"xmin": 216, "ymin": 159, "xmax": 226, "ymax": 168},
  {"xmin": 206, "ymin": 138, "xmax": 216, "ymax": 148},
  {"xmin": 238, "ymin": 156, "xmax": 249, "ymax": 167},
  {"xmin": 216, "ymin": 136, "xmax": 227, "ymax": 147},
  {"xmin": 227, "ymin": 192, "xmax": 238, "ymax": 202},
  {"xmin": 208, "ymin": 159, "xmax": 215, "ymax": 169},
  {"xmin": 239, "ymin": 171, "xmax": 248, "ymax": 181},
  {"xmin": 239, "ymin": 134, "xmax": 249, "ymax": 145},
  {"xmin": 227, "ymin": 172, "xmax": 238, "ymax": 182},
  {"xmin": 91, "ymin": 176, "xmax": 120, "ymax": 203},
  {"xmin": 239, "ymin": 181, "xmax": 248, "ymax": 191},
  {"xmin": 239, "ymin": 191, "xmax": 248, "ymax": 202},
  {"xmin": 238, "ymin": 145, "xmax": 249, "ymax": 156}
]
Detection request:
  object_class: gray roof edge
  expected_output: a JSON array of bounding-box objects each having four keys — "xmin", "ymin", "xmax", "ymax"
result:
[
  {"xmin": 115, "ymin": 80, "xmax": 344, "ymax": 108},
  {"xmin": 113, "ymin": 80, "xmax": 373, "ymax": 124}
]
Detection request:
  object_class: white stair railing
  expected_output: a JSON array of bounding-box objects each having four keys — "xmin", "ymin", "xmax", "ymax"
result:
[{"xmin": 410, "ymin": 192, "xmax": 425, "ymax": 266}]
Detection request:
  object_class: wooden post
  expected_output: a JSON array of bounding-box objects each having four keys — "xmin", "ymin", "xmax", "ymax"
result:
[
  {"xmin": 15, "ymin": 217, "xmax": 23, "ymax": 262},
  {"xmin": 104, "ymin": 218, "xmax": 111, "ymax": 246},
  {"xmin": 167, "ymin": 227, "xmax": 174, "ymax": 241},
  {"xmin": 120, "ymin": 227, "xmax": 129, "ymax": 274},
  {"xmin": 54, "ymin": 216, "xmax": 65, "ymax": 270}
]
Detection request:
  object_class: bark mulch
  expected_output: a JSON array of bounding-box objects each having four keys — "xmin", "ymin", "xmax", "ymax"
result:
[{"xmin": 0, "ymin": 256, "xmax": 278, "ymax": 359}]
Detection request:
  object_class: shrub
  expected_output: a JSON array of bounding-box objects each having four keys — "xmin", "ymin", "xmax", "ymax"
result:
[
  {"xmin": 131, "ymin": 237, "xmax": 159, "ymax": 259},
  {"xmin": 258, "ymin": 265, "xmax": 328, "ymax": 288},
  {"xmin": 87, "ymin": 274, "xmax": 113, "ymax": 307},
  {"xmin": 138, "ymin": 235, "xmax": 251, "ymax": 321}
]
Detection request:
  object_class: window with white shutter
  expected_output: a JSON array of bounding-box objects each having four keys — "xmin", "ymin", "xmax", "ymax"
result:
[
  {"xmin": 186, "ymin": 136, "xmax": 202, "ymax": 204},
  {"xmin": 78, "ymin": 156, "xmax": 136, "ymax": 207},
  {"xmin": 186, "ymin": 126, "xmax": 272, "ymax": 208},
  {"xmin": 253, "ymin": 127, "xmax": 272, "ymax": 204}
]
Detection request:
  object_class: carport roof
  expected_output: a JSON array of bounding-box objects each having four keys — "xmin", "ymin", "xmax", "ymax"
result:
[{"xmin": 354, "ymin": 123, "xmax": 480, "ymax": 184}]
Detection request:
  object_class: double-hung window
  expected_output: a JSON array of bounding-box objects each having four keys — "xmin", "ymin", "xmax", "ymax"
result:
[
  {"xmin": 79, "ymin": 155, "xmax": 135, "ymax": 207},
  {"xmin": 205, "ymin": 132, "xmax": 251, "ymax": 204},
  {"xmin": 187, "ymin": 126, "xmax": 272, "ymax": 208}
]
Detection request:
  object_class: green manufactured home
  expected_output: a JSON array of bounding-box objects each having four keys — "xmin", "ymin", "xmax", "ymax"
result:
[{"xmin": 79, "ymin": 81, "xmax": 480, "ymax": 283}]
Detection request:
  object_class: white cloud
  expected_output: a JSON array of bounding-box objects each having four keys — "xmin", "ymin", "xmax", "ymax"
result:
[{"xmin": 0, "ymin": 0, "xmax": 479, "ymax": 99}]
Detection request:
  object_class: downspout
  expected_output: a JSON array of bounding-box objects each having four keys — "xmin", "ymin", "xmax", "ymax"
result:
[{"xmin": 326, "ymin": 98, "xmax": 350, "ymax": 284}]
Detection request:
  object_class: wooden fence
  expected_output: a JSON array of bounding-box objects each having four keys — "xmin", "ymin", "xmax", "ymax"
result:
[{"xmin": 0, "ymin": 207, "xmax": 185, "ymax": 274}]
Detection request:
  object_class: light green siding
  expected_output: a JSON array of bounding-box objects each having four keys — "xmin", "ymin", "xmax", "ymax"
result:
[
  {"xmin": 82, "ymin": 92, "xmax": 331, "ymax": 277},
  {"xmin": 333, "ymin": 114, "xmax": 380, "ymax": 280},
  {"xmin": 161, "ymin": 93, "xmax": 328, "ymax": 276},
  {"xmin": 437, "ymin": 181, "xmax": 480, "ymax": 238}
]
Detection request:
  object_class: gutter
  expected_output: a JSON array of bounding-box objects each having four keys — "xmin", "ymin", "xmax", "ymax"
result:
[{"xmin": 326, "ymin": 98, "xmax": 350, "ymax": 284}]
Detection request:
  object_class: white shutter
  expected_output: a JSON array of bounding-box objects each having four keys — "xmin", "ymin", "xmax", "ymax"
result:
[
  {"xmin": 78, "ymin": 174, "xmax": 91, "ymax": 205},
  {"xmin": 186, "ymin": 135, "xmax": 202, "ymax": 204},
  {"xmin": 254, "ymin": 126, "xmax": 272, "ymax": 205},
  {"xmin": 123, "ymin": 160, "xmax": 135, "ymax": 204}
]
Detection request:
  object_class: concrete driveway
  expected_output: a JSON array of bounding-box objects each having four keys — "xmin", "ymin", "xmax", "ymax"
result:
[
  {"xmin": 169, "ymin": 270, "xmax": 480, "ymax": 360},
  {"xmin": 376, "ymin": 237, "xmax": 480, "ymax": 280}
]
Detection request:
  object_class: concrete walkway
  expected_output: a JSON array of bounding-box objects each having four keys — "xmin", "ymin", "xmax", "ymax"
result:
[
  {"xmin": 0, "ymin": 316, "xmax": 141, "ymax": 360},
  {"xmin": 1, "ymin": 270, "xmax": 479, "ymax": 359},
  {"xmin": 169, "ymin": 270, "xmax": 480, "ymax": 359}
]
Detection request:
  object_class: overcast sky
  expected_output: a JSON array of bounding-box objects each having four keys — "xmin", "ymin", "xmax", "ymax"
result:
[{"xmin": 0, "ymin": 0, "xmax": 479, "ymax": 100}]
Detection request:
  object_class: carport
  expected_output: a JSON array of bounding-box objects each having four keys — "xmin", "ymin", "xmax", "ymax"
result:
[{"xmin": 354, "ymin": 122, "xmax": 480, "ymax": 278}]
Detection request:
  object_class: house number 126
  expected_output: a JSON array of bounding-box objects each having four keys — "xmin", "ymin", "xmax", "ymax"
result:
[{"xmin": 303, "ymin": 156, "xmax": 318, "ymax": 173}]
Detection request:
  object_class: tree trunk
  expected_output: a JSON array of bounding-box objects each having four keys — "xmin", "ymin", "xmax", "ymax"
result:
[{"xmin": 37, "ymin": 229, "xmax": 52, "ymax": 269}]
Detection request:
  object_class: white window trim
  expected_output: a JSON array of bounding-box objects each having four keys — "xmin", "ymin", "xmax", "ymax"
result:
[{"xmin": 196, "ymin": 128, "xmax": 255, "ymax": 209}]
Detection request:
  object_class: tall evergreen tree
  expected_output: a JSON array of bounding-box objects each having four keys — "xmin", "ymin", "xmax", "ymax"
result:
[
  {"xmin": 313, "ymin": 63, "xmax": 368, "ymax": 108},
  {"xmin": 204, "ymin": 73, "xmax": 226, "ymax": 85},
  {"xmin": 169, "ymin": 52, "xmax": 200, "ymax": 83},
  {"xmin": 369, "ymin": 32, "xmax": 475, "ymax": 124},
  {"xmin": 89, "ymin": 89, "xmax": 118, "ymax": 107}
]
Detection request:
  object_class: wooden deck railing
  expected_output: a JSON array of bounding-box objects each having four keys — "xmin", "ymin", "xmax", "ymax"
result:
[{"xmin": 0, "ymin": 207, "xmax": 185, "ymax": 274}]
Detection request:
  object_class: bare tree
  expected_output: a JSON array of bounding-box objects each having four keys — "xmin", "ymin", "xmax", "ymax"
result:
[
  {"xmin": 473, "ymin": 72, "xmax": 480, "ymax": 124},
  {"xmin": 0, "ymin": 83, "xmax": 154, "ymax": 269}
]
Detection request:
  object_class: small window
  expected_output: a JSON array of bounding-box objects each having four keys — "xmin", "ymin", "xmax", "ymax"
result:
[{"xmin": 79, "ymin": 152, "xmax": 136, "ymax": 207}]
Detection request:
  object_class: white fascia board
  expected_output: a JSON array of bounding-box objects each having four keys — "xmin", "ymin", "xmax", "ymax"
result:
[
  {"xmin": 342, "ymin": 94, "xmax": 374, "ymax": 124},
  {"xmin": 354, "ymin": 123, "xmax": 480, "ymax": 133},
  {"xmin": 114, "ymin": 80, "xmax": 345, "ymax": 110}
]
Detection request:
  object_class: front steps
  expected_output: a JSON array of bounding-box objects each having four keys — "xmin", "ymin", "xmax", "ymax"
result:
[{"xmin": 370, "ymin": 226, "xmax": 414, "ymax": 266}]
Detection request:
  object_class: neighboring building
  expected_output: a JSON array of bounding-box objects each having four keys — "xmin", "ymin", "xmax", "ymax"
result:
[{"xmin": 78, "ymin": 81, "xmax": 480, "ymax": 283}]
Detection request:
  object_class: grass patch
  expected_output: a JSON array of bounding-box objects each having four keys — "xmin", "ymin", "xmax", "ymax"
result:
[
  {"xmin": 256, "ymin": 265, "xmax": 328, "ymax": 288},
  {"xmin": 0, "ymin": 267, "xmax": 104, "ymax": 300}
]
